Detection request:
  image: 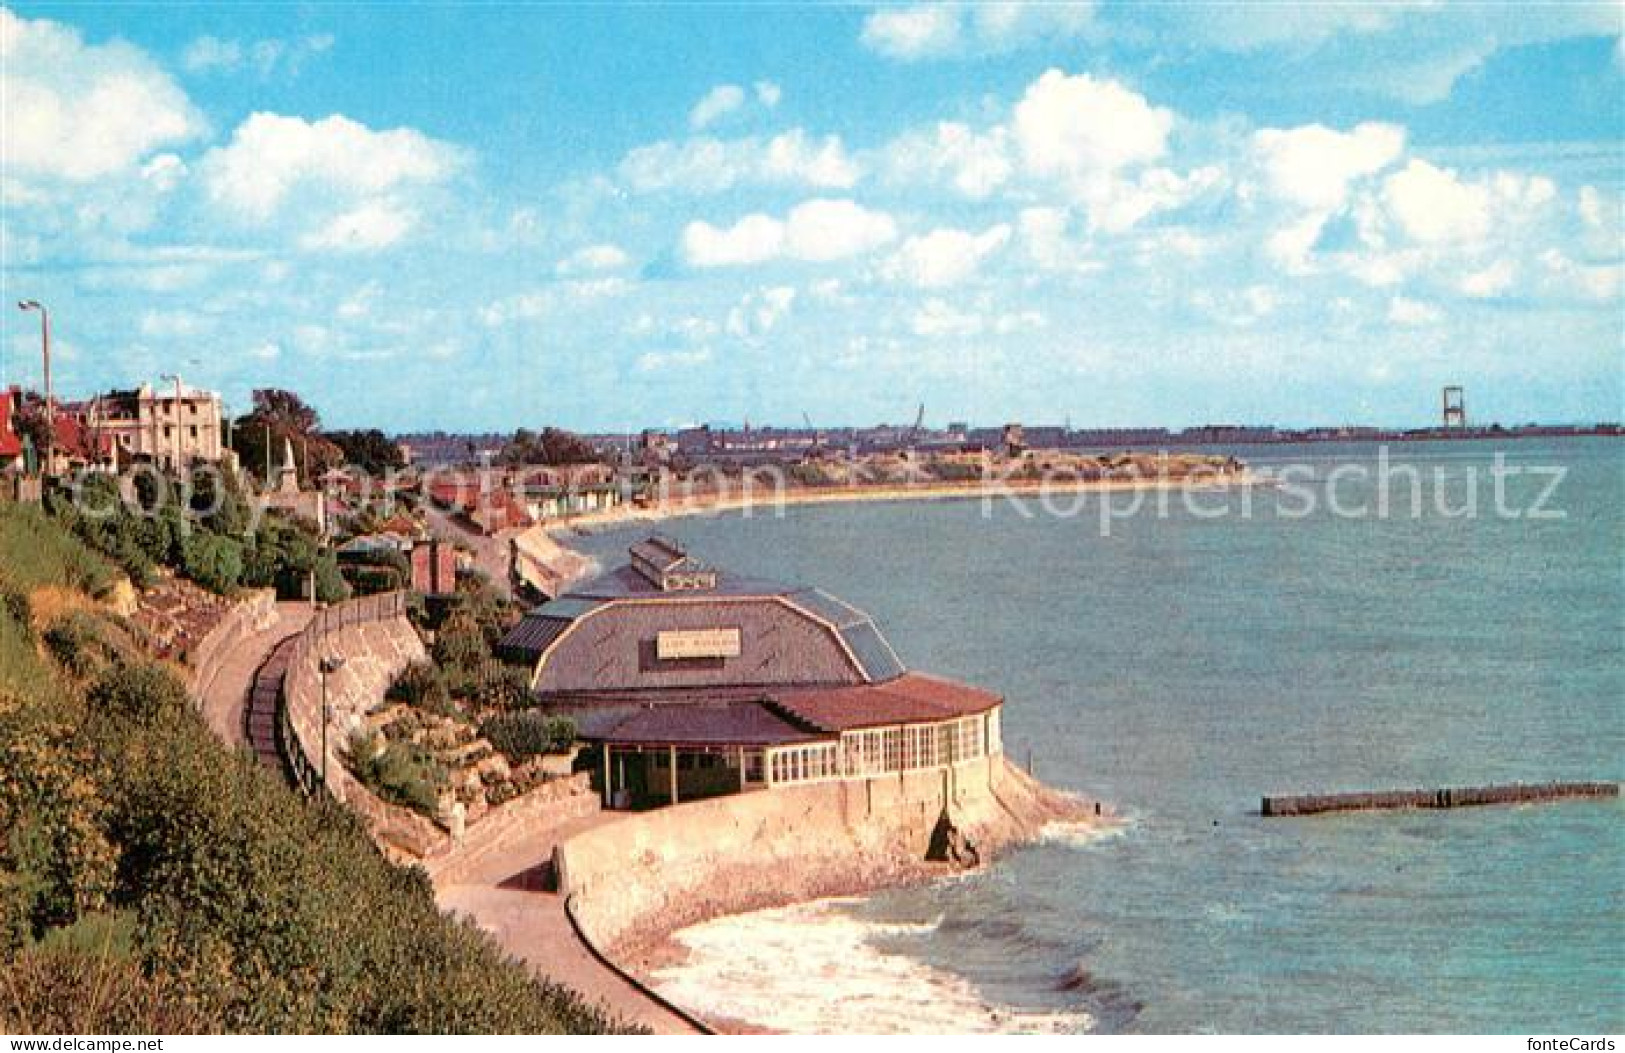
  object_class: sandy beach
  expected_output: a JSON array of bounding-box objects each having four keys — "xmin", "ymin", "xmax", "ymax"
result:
[{"xmin": 553, "ymin": 469, "xmax": 1268, "ymax": 536}]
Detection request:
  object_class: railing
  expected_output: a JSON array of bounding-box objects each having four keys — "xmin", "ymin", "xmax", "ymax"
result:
[{"xmin": 277, "ymin": 591, "xmax": 409, "ymax": 798}]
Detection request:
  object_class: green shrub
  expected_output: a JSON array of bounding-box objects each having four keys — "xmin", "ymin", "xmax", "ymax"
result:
[
  {"xmin": 386, "ymin": 661, "xmax": 452, "ymax": 712},
  {"xmin": 480, "ymin": 712, "xmax": 576, "ymax": 760},
  {"xmin": 3, "ymin": 483, "xmax": 629, "ymax": 1034},
  {"xmin": 472, "ymin": 663, "xmax": 533, "ymax": 710},
  {"xmin": 86, "ymin": 662, "xmax": 189, "ymax": 724},
  {"xmin": 181, "ymin": 532, "xmax": 244, "ymax": 595},
  {"xmin": 349, "ymin": 734, "xmax": 446, "ymax": 815}
]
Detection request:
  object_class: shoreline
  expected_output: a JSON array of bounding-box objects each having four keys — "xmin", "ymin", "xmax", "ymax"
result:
[
  {"xmin": 555, "ymin": 758, "xmax": 1115, "ymax": 1034},
  {"xmin": 551, "ymin": 470, "xmax": 1269, "ymax": 539},
  {"xmin": 527, "ymin": 477, "xmax": 1152, "ymax": 1031}
]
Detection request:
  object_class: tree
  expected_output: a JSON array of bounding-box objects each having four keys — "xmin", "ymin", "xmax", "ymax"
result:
[
  {"xmin": 496, "ymin": 427, "xmax": 602, "ymax": 466},
  {"xmin": 324, "ymin": 429, "xmax": 405, "ymax": 476},
  {"xmin": 231, "ymin": 389, "xmax": 343, "ymax": 487}
]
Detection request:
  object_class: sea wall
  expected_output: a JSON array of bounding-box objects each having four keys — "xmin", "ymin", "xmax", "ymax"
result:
[
  {"xmin": 556, "ymin": 754, "xmax": 1091, "ymax": 955},
  {"xmin": 512, "ymin": 525, "xmax": 596, "ymax": 598},
  {"xmin": 185, "ymin": 588, "xmax": 278, "ymax": 696}
]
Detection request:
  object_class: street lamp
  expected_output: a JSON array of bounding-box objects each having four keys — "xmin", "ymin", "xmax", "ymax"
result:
[
  {"xmin": 319, "ymin": 655, "xmax": 347, "ymax": 789},
  {"xmin": 17, "ymin": 300, "xmax": 50, "ymax": 476}
]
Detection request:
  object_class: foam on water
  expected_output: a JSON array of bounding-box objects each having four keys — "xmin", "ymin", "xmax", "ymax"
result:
[
  {"xmin": 651, "ymin": 898, "xmax": 1094, "ymax": 1034},
  {"xmin": 1038, "ymin": 817, "xmax": 1130, "ymax": 850}
]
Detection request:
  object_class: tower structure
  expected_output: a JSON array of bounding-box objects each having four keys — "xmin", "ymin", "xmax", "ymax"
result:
[{"xmin": 1442, "ymin": 386, "xmax": 1466, "ymax": 429}]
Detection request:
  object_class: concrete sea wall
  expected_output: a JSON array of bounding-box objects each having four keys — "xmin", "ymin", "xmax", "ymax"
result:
[{"xmin": 556, "ymin": 754, "xmax": 1091, "ymax": 955}]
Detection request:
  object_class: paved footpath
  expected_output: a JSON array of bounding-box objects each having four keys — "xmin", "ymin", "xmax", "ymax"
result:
[
  {"xmin": 194, "ymin": 601, "xmax": 315, "ymax": 749},
  {"xmin": 436, "ymin": 813, "xmax": 702, "ymax": 1035},
  {"xmin": 188, "ymin": 600, "xmax": 696, "ymax": 1034}
]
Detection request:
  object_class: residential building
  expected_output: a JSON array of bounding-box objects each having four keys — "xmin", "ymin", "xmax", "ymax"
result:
[{"xmin": 68, "ymin": 380, "xmax": 225, "ymax": 470}]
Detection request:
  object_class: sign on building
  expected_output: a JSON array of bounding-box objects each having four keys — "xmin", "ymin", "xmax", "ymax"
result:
[{"xmin": 656, "ymin": 628, "xmax": 742, "ymax": 660}]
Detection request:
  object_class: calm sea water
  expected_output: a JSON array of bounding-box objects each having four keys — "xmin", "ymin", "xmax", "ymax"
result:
[{"xmin": 573, "ymin": 438, "xmax": 1623, "ymax": 1033}]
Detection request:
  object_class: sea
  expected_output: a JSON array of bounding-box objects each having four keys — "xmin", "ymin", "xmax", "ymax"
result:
[{"xmin": 569, "ymin": 438, "xmax": 1623, "ymax": 1034}]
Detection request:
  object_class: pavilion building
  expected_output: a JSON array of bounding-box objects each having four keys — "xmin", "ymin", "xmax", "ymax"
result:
[{"xmin": 499, "ymin": 535, "xmax": 1004, "ymax": 809}]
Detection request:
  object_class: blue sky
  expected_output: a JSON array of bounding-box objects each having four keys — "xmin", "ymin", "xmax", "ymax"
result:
[{"xmin": 2, "ymin": 2, "xmax": 1620, "ymax": 432}]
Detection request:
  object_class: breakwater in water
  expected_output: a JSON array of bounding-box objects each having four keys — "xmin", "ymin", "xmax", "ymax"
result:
[{"xmin": 1262, "ymin": 781, "xmax": 1619, "ymax": 817}]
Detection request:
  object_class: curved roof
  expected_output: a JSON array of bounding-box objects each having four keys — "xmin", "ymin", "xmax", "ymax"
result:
[{"xmin": 497, "ymin": 538, "xmax": 906, "ymax": 684}]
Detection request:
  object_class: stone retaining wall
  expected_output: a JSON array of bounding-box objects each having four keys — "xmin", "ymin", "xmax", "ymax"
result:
[
  {"xmin": 556, "ymin": 754, "xmax": 1088, "ymax": 954},
  {"xmin": 186, "ymin": 588, "xmax": 278, "ymax": 696},
  {"xmin": 277, "ymin": 591, "xmax": 598, "ymax": 864}
]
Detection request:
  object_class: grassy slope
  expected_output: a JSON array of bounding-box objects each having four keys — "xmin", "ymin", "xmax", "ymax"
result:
[{"xmin": 0, "ymin": 502, "xmax": 628, "ymax": 1034}]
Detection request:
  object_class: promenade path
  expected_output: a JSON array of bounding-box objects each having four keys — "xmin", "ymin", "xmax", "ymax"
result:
[
  {"xmin": 194, "ymin": 601, "xmax": 315, "ymax": 749},
  {"xmin": 187, "ymin": 596, "xmax": 696, "ymax": 1034},
  {"xmin": 436, "ymin": 814, "xmax": 702, "ymax": 1035}
]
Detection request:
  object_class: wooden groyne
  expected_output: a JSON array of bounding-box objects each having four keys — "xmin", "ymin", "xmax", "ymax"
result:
[{"xmin": 1262, "ymin": 781, "xmax": 1618, "ymax": 817}]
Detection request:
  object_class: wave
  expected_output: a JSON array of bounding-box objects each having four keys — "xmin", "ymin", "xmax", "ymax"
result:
[
  {"xmin": 650, "ymin": 898, "xmax": 1094, "ymax": 1034},
  {"xmin": 1038, "ymin": 817, "xmax": 1130, "ymax": 850}
]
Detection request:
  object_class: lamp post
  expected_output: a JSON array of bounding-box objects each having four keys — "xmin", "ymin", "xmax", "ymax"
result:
[
  {"xmin": 319, "ymin": 655, "xmax": 347, "ymax": 789},
  {"xmin": 17, "ymin": 300, "xmax": 50, "ymax": 476}
]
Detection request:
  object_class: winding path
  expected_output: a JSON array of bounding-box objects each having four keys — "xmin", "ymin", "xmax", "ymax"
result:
[
  {"xmin": 194, "ymin": 601, "xmax": 315, "ymax": 752},
  {"xmin": 435, "ymin": 814, "xmax": 702, "ymax": 1035},
  {"xmin": 187, "ymin": 596, "xmax": 697, "ymax": 1034}
]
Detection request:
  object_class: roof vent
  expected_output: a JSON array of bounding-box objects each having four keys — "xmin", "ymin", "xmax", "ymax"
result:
[{"xmin": 628, "ymin": 534, "xmax": 717, "ymax": 592}]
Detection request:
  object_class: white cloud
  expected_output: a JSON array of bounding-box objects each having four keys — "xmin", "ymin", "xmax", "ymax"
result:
[
  {"xmin": 299, "ymin": 200, "xmax": 416, "ymax": 252},
  {"xmin": 726, "ymin": 286, "xmax": 797, "ymax": 339},
  {"xmin": 1014, "ymin": 70, "xmax": 1172, "ymax": 179},
  {"xmin": 690, "ymin": 84, "xmax": 746, "ymax": 129},
  {"xmin": 1539, "ymin": 250, "xmax": 1622, "ymax": 302},
  {"xmin": 0, "ymin": 8, "xmax": 204, "ymax": 181},
  {"xmin": 909, "ymin": 299, "xmax": 985, "ymax": 338},
  {"xmin": 1388, "ymin": 295, "xmax": 1443, "ymax": 326},
  {"xmin": 1253, "ymin": 122, "xmax": 1406, "ymax": 210},
  {"xmin": 861, "ymin": 3, "xmax": 1096, "ymax": 60},
  {"xmin": 138, "ymin": 308, "xmax": 210, "ymax": 338},
  {"xmin": 1459, "ymin": 259, "xmax": 1517, "ymax": 299},
  {"xmin": 1085, "ymin": 164, "xmax": 1224, "ymax": 234},
  {"xmin": 1381, "ymin": 160, "xmax": 1491, "ymax": 245},
  {"xmin": 619, "ymin": 129, "xmax": 861, "ymax": 193},
  {"xmin": 1266, "ymin": 212, "xmax": 1329, "ymax": 274},
  {"xmin": 754, "ymin": 80, "xmax": 782, "ymax": 107},
  {"xmin": 883, "ymin": 121, "xmax": 1013, "ymax": 199},
  {"xmin": 882, "ymin": 224, "xmax": 1012, "ymax": 288},
  {"xmin": 556, "ymin": 243, "xmax": 631, "ymax": 275},
  {"xmin": 337, "ymin": 281, "xmax": 381, "ymax": 319},
  {"xmin": 761, "ymin": 130, "xmax": 863, "ymax": 188},
  {"xmin": 636, "ymin": 347, "xmax": 713, "ymax": 372},
  {"xmin": 247, "ymin": 341, "xmax": 282, "ymax": 361},
  {"xmin": 783, "ymin": 198, "xmax": 898, "ymax": 261},
  {"xmin": 682, "ymin": 198, "xmax": 897, "ymax": 267},
  {"xmin": 860, "ymin": 5, "xmax": 962, "ymax": 59},
  {"xmin": 201, "ymin": 112, "xmax": 461, "ymax": 221},
  {"xmin": 682, "ymin": 213, "xmax": 786, "ymax": 267}
]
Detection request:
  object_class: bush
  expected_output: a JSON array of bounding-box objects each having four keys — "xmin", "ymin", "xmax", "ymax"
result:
[
  {"xmin": 42, "ymin": 612, "xmax": 111, "ymax": 680},
  {"xmin": 3, "ymin": 490, "xmax": 629, "ymax": 1034},
  {"xmin": 481, "ymin": 712, "xmax": 576, "ymax": 760},
  {"xmin": 472, "ymin": 664, "xmax": 533, "ymax": 710},
  {"xmin": 181, "ymin": 532, "xmax": 244, "ymax": 595},
  {"xmin": 386, "ymin": 661, "xmax": 452, "ymax": 713},
  {"xmin": 349, "ymin": 733, "xmax": 446, "ymax": 815},
  {"xmin": 86, "ymin": 662, "xmax": 189, "ymax": 725}
]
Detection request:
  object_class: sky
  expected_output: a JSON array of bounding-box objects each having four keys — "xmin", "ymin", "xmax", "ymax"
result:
[{"xmin": 1, "ymin": 2, "xmax": 1621, "ymax": 433}]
